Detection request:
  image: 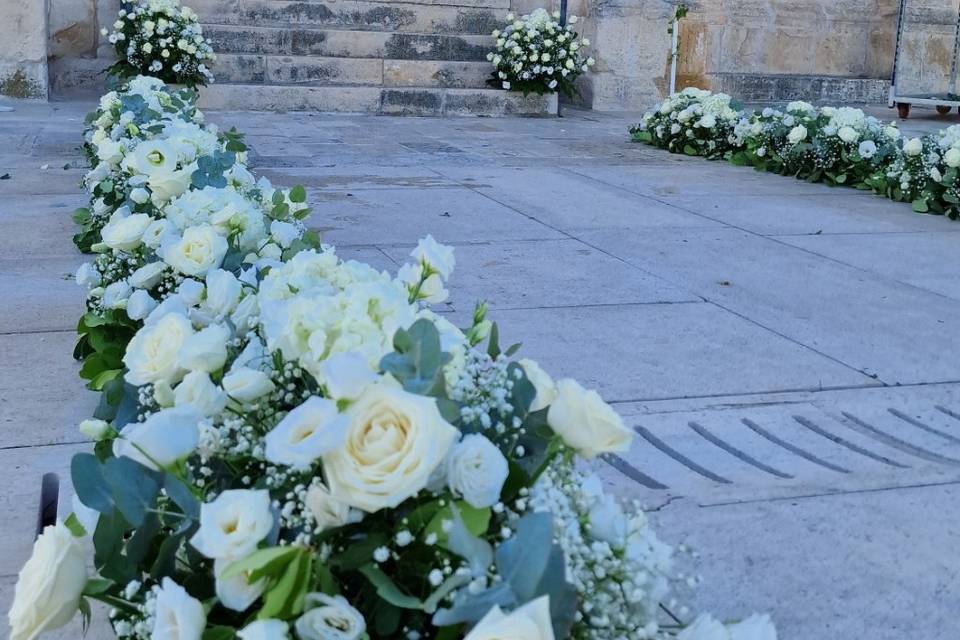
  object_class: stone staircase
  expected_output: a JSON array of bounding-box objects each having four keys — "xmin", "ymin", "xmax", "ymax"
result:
[{"xmin": 191, "ymin": 0, "xmax": 557, "ymax": 115}]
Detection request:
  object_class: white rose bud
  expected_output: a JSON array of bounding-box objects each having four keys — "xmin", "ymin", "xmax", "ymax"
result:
[
  {"xmin": 8, "ymin": 523, "xmax": 88, "ymax": 640},
  {"xmin": 75, "ymin": 262, "xmax": 101, "ymax": 289},
  {"xmin": 128, "ymin": 261, "xmax": 166, "ymax": 289},
  {"xmin": 178, "ymin": 324, "xmax": 230, "ymax": 373},
  {"xmin": 903, "ymin": 137, "xmax": 923, "ymax": 156},
  {"xmin": 945, "ymin": 147, "xmax": 960, "ymax": 168},
  {"xmin": 101, "ymin": 211, "xmax": 152, "ymax": 251},
  {"xmin": 464, "ymin": 596, "xmax": 554, "ymax": 640},
  {"xmin": 113, "ymin": 407, "xmax": 199, "ymax": 470},
  {"xmin": 130, "ymin": 187, "xmax": 150, "ymax": 204},
  {"xmin": 547, "ymin": 379, "xmax": 633, "ymax": 458},
  {"xmin": 265, "ymin": 397, "xmax": 349, "ymax": 470},
  {"xmin": 446, "ymin": 434, "xmax": 509, "ymax": 509},
  {"xmin": 174, "ymin": 370, "xmax": 227, "ymax": 417},
  {"xmin": 126, "ymin": 289, "xmax": 158, "ymax": 321},
  {"xmin": 223, "ymin": 367, "xmax": 276, "ymax": 403},
  {"xmin": 79, "ymin": 418, "xmax": 111, "ymax": 440},
  {"xmin": 519, "ymin": 359, "xmax": 557, "ymax": 412},
  {"xmin": 151, "ymin": 578, "xmax": 206, "ymax": 640}
]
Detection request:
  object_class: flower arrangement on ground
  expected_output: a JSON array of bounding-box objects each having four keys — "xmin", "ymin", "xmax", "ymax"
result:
[
  {"xmin": 9, "ymin": 77, "xmax": 778, "ymax": 640},
  {"xmin": 103, "ymin": 0, "xmax": 216, "ymax": 87},
  {"xmin": 486, "ymin": 9, "xmax": 594, "ymax": 97},
  {"xmin": 632, "ymin": 89, "xmax": 960, "ymax": 221},
  {"xmin": 630, "ymin": 88, "xmax": 743, "ymax": 159}
]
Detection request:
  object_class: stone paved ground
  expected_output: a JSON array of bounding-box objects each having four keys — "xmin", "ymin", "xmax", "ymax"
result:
[{"xmin": 2, "ymin": 99, "xmax": 960, "ymax": 639}]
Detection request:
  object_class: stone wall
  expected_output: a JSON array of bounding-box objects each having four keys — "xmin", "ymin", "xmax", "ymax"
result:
[{"xmin": 0, "ymin": 0, "xmax": 50, "ymax": 99}]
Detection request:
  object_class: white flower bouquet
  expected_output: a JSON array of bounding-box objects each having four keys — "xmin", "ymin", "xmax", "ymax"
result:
[
  {"xmin": 103, "ymin": 0, "xmax": 216, "ymax": 87},
  {"xmin": 486, "ymin": 9, "xmax": 594, "ymax": 97},
  {"xmin": 10, "ymin": 77, "xmax": 779, "ymax": 640},
  {"xmin": 631, "ymin": 88, "xmax": 742, "ymax": 159}
]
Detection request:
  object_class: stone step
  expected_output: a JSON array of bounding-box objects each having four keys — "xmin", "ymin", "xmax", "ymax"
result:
[
  {"xmin": 203, "ymin": 23, "xmax": 492, "ymax": 61},
  {"xmin": 211, "ymin": 53, "xmax": 492, "ymax": 88},
  {"xmin": 198, "ymin": 83, "xmax": 557, "ymax": 116},
  {"xmin": 192, "ymin": 0, "xmax": 505, "ymax": 35}
]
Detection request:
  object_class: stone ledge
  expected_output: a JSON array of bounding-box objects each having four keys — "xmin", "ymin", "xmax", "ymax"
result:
[{"xmin": 712, "ymin": 73, "xmax": 890, "ymax": 105}]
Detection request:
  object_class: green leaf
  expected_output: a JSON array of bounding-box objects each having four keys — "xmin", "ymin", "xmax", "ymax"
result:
[
  {"xmin": 82, "ymin": 578, "xmax": 115, "ymax": 596},
  {"xmin": 222, "ymin": 546, "xmax": 300, "ymax": 583},
  {"xmin": 64, "ymin": 512, "xmax": 88, "ymax": 537},
  {"xmin": 912, "ymin": 198, "xmax": 930, "ymax": 213},
  {"xmin": 72, "ymin": 453, "xmax": 114, "ymax": 513},
  {"xmin": 259, "ymin": 550, "xmax": 311, "ymax": 619},
  {"xmin": 486, "ymin": 322, "xmax": 501, "ymax": 360},
  {"xmin": 202, "ymin": 627, "xmax": 237, "ymax": 640},
  {"xmin": 425, "ymin": 502, "xmax": 491, "ymax": 547},
  {"xmin": 289, "ymin": 185, "xmax": 307, "ymax": 203},
  {"xmin": 358, "ymin": 565, "xmax": 423, "ymax": 609},
  {"xmin": 104, "ymin": 456, "xmax": 160, "ymax": 527}
]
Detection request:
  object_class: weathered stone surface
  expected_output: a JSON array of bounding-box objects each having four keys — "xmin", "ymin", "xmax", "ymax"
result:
[
  {"xmin": 384, "ymin": 59, "xmax": 490, "ymax": 88},
  {"xmin": 0, "ymin": 0, "xmax": 49, "ymax": 99}
]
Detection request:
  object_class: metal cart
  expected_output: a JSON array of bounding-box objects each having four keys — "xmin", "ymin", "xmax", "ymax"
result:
[{"xmin": 888, "ymin": 0, "xmax": 960, "ymax": 118}]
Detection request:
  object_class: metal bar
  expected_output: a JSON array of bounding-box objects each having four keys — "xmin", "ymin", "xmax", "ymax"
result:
[
  {"xmin": 889, "ymin": 0, "xmax": 909, "ymax": 107},
  {"xmin": 670, "ymin": 16, "xmax": 680, "ymax": 95},
  {"xmin": 557, "ymin": 0, "xmax": 568, "ymax": 117},
  {"xmin": 950, "ymin": 0, "xmax": 960, "ymax": 96}
]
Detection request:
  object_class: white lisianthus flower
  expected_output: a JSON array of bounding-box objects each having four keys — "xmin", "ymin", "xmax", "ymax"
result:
[
  {"xmin": 130, "ymin": 187, "xmax": 150, "ymax": 204},
  {"xmin": 79, "ymin": 418, "xmax": 111, "ymax": 440},
  {"xmin": 238, "ymin": 619, "xmax": 291, "ymax": 640},
  {"xmin": 203, "ymin": 268, "xmax": 242, "ymax": 316},
  {"xmin": 214, "ymin": 557, "xmax": 268, "ymax": 613},
  {"xmin": 113, "ymin": 407, "xmax": 200, "ymax": 470},
  {"xmin": 520, "ymin": 359, "xmax": 557, "ymax": 412},
  {"xmin": 8, "ymin": 523, "xmax": 87, "ymax": 640},
  {"xmin": 884, "ymin": 125, "xmax": 901, "ymax": 140},
  {"xmin": 174, "ymin": 370, "xmax": 228, "ymax": 417},
  {"xmin": 316, "ymin": 351, "xmax": 378, "ymax": 401},
  {"xmin": 837, "ymin": 126, "xmax": 859, "ymax": 143},
  {"xmin": 547, "ymin": 379, "xmax": 633, "ymax": 458},
  {"xmin": 446, "ymin": 434, "xmax": 509, "ymax": 508},
  {"xmin": 177, "ymin": 278, "xmax": 206, "ymax": 306},
  {"xmin": 142, "ymin": 218, "xmax": 176, "ymax": 249},
  {"xmin": 588, "ymin": 491, "xmax": 627, "ymax": 545},
  {"xmin": 128, "ymin": 261, "xmax": 167, "ymax": 289},
  {"xmin": 265, "ymin": 397, "xmax": 350, "ymax": 470},
  {"xmin": 161, "ymin": 225, "xmax": 229, "ymax": 277},
  {"xmin": 677, "ymin": 613, "xmax": 728, "ymax": 640},
  {"xmin": 946, "ymin": 147, "xmax": 960, "ymax": 167},
  {"xmin": 411, "ymin": 234, "xmax": 455, "ymax": 279},
  {"xmin": 222, "ymin": 367, "xmax": 276, "ymax": 403},
  {"xmin": 102, "ymin": 280, "xmax": 132, "ymax": 310},
  {"xmin": 75, "ymin": 262, "xmax": 101, "ymax": 289},
  {"xmin": 322, "ymin": 382, "xmax": 459, "ymax": 512},
  {"xmin": 857, "ymin": 140, "xmax": 877, "ymax": 159},
  {"xmin": 127, "ymin": 289, "xmax": 158, "ymax": 320},
  {"xmin": 124, "ymin": 311, "xmax": 194, "ymax": 385},
  {"xmin": 464, "ymin": 596, "xmax": 554, "ymax": 640},
  {"xmin": 101, "ymin": 211, "xmax": 152, "ymax": 251},
  {"xmin": 270, "ymin": 220, "xmax": 301, "ymax": 249},
  {"xmin": 903, "ymin": 137, "xmax": 923, "ymax": 156},
  {"xmin": 304, "ymin": 482, "xmax": 356, "ymax": 532},
  {"xmin": 152, "ymin": 578, "xmax": 206, "ymax": 640},
  {"xmin": 178, "ymin": 323, "xmax": 230, "ymax": 373},
  {"xmin": 786, "ymin": 124, "xmax": 807, "ymax": 145},
  {"xmin": 190, "ymin": 489, "xmax": 274, "ymax": 560},
  {"xmin": 295, "ymin": 594, "xmax": 366, "ymax": 640}
]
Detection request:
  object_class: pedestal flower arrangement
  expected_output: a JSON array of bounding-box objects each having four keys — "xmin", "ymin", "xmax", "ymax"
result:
[
  {"xmin": 103, "ymin": 0, "xmax": 216, "ymax": 87},
  {"xmin": 9, "ymin": 77, "xmax": 778, "ymax": 640},
  {"xmin": 486, "ymin": 9, "xmax": 594, "ymax": 97}
]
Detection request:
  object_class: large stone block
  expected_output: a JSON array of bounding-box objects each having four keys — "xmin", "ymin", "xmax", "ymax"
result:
[{"xmin": 0, "ymin": 0, "xmax": 49, "ymax": 99}]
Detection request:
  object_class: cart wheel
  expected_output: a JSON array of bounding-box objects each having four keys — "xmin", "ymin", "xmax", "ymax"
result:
[
  {"xmin": 937, "ymin": 105, "xmax": 952, "ymax": 115},
  {"xmin": 897, "ymin": 103, "xmax": 911, "ymax": 119}
]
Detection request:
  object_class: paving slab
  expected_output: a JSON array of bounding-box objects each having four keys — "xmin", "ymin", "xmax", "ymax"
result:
[
  {"xmin": 780, "ymin": 231, "xmax": 960, "ymax": 302},
  {"xmin": 578, "ymin": 227, "xmax": 960, "ymax": 386},
  {"xmin": 0, "ymin": 195, "xmax": 84, "ymax": 259},
  {"xmin": 1, "ymin": 257, "xmax": 85, "ymax": 333},
  {"xmin": 380, "ymin": 238, "xmax": 698, "ymax": 311}
]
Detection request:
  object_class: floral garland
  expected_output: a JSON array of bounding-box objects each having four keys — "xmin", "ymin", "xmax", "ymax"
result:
[
  {"xmin": 9, "ymin": 77, "xmax": 777, "ymax": 640},
  {"xmin": 486, "ymin": 9, "xmax": 594, "ymax": 97},
  {"xmin": 103, "ymin": 0, "xmax": 216, "ymax": 87},
  {"xmin": 632, "ymin": 87, "xmax": 960, "ymax": 220}
]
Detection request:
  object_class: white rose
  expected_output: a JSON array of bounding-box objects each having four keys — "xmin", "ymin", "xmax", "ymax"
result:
[
  {"xmin": 316, "ymin": 351, "xmax": 377, "ymax": 401},
  {"xmin": 102, "ymin": 280, "xmax": 132, "ymax": 309},
  {"xmin": 178, "ymin": 324, "xmax": 230, "ymax": 373},
  {"xmin": 203, "ymin": 268, "xmax": 242, "ymax": 316},
  {"xmin": 945, "ymin": 147, "xmax": 960, "ymax": 168},
  {"xmin": 113, "ymin": 407, "xmax": 200, "ymax": 470},
  {"xmin": 304, "ymin": 482, "xmax": 355, "ymax": 532},
  {"xmin": 79, "ymin": 418, "xmax": 111, "ymax": 440},
  {"xmin": 8, "ymin": 523, "xmax": 87, "ymax": 640},
  {"xmin": 677, "ymin": 109, "xmax": 693, "ymax": 124},
  {"xmin": 238, "ymin": 619, "xmax": 290, "ymax": 640},
  {"xmin": 270, "ymin": 220, "xmax": 301, "ymax": 248},
  {"xmin": 446, "ymin": 434, "xmax": 509, "ymax": 509},
  {"xmin": 698, "ymin": 114, "xmax": 717, "ymax": 129},
  {"xmin": 223, "ymin": 367, "xmax": 276, "ymax": 403},
  {"xmin": 678, "ymin": 614, "xmax": 728, "ymax": 640},
  {"xmin": 411, "ymin": 234, "xmax": 455, "ymax": 279},
  {"xmin": 145, "ymin": 294, "xmax": 189, "ymax": 325},
  {"xmin": 177, "ymin": 278, "xmax": 205, "ymax": 306},
  {"xmin": 152, "ymin": 578, "xmax": 206, "ymax": 640},
  {"xmin": 903, "ymin": 137, "xmax": 923, "ymax": 156},
  {"xmin": 101, "ymin": 211, "xmax": 152, "ymax": 251},
  {"xmin": 96, "ymin": 138, "xmax": 124, "ymax": 166},
  {"xmin": 837, "ymin": 126, "xmax": 859, "ymax": 143},
  {"xmin": 322, "ymin": 382, "xmax": 458, "ymax": 512},
  {"xmin": 519, "ymin": 359, "xmax": 557, "ymax": 412},
  {"xmin": 130, "ymin": 187, "xmax": 150, "ymax": 204},
  {"xmin": 128, "ymin": 261, "xmax": 166, "ymax": 288},
  {"xmin": 191, "ymin": 489, "xmax": 273, "ymax": 560},
  {"xmin": 124, "ymin": 312, "xmax": 194, "ymax": 385},
  {"xmin": 295, "ymin": 594, "xmax": 366, "ymax": 640},
  {"xmin": 885, "ymin": 125, "xmax": 901, "ymax": 140},
  {"xmin": 148, "ymin": 166, "xmax": 193, "ymax": 203},
  {"xmin": 142, "ymin": 218, "xmax": 176, "ymax": 249},
  {"xmin": 464, "ymin": 596, "xmax": 554, "ymax": 640},
  {"xmin": 75, "ymin": 262, "xmax": 101, "ymax": 289},
  {"xmin": 161, "ymin": 225, "xmax": 228, "ymax": 277},
  {"xmin": 175, "ymin": 370, "xmax": 227, "ymax": 417},
  {"xmin": 547, "ymin": 379, "xmax": 633, "ymax": 458},
  {"xmin": 786, "ymin": 124, "xmax": 807, "ymax": 145},
  {"xmin": 127, "ymin": 289, "xmax": 158, "ymax": 320},
  {"xmin": 265, "ymin": 397, "xmax": 349, "ymax": 470}
]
